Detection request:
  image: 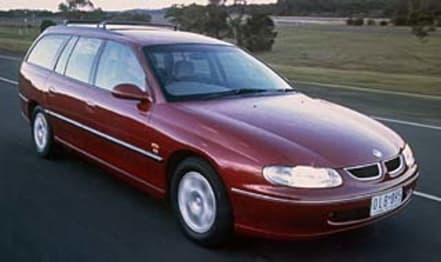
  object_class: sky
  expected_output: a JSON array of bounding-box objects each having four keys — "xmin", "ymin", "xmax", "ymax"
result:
[{"xmin": 0, "ymin": 0, "xmax": 276, "ymax": 11}]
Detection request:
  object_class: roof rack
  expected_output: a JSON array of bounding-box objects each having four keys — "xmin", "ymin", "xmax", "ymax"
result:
[
  {"xmin": 63, "ymin": 19, "xmax": 102, "ymax": 28},
  {"xmin": 63, "ymin": 20, "xmax": 178, "ymax": 31}
]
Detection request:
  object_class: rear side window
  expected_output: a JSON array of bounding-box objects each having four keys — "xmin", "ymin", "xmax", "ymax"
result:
[
  {"xmin": 27, "ymin": 35, "xmax": 69, "ymax": 70},
  {"xmin": 65, "ymin": 37, "xmax": 103, "ymax": 83},
  {"xmin": 95, "ymin": 41, "xmax": 145, "ymax": 91},
  {"xmin": 55, "ymin": 36, "xmax": 78, "ymax": 74}
]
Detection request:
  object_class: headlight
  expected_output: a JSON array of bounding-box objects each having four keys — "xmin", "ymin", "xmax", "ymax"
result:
[
  {"xmin": 402, "ymin": 144, "xmax": 415, "ymax": 167},
  {"xmin": 263, "ymin": 166, "xmax": 343, "ymax": 188}
]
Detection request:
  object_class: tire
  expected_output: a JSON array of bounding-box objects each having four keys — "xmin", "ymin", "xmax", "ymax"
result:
[
  {"xmin": 170, "ymin": 157, "xmax": 233, "ymax": 247},
  {"xmin": 31, "ymin": 106, "xmax": 55, "ymax": 158}
]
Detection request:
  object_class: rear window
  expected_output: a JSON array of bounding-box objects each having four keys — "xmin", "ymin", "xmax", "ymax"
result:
[
  {"xmin": 27, "ymin": 35, "xmax": 69, "ymax": 70},
  {"xmin": 65, "ymin": 37, "xmax": 103, "ymax": 83},
  {"xmin": 55, "ymin": 36, "xmax": 78, "ymax": 74}
]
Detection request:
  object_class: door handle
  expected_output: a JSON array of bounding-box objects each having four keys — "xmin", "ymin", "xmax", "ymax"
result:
[
  {"xmin": 86, "ymin": 99, "xmax": 96, "ymax": 107},
  {"xmin": 48, "ymin": 86, "xmax": 55, "ymax": 96},
  {"xmin": 86, "ymin": 100, "xmax": 96, "ymax": 114}
]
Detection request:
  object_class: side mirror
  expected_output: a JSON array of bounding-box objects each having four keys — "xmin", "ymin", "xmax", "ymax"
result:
[{"xmin": 111, "ymin": 84, "xmax": 151, "ymax": 102}]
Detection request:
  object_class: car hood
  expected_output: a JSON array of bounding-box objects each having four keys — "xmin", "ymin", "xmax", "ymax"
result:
[{"xmin": 172, "ymin": 94, "xmax": 404, "ymax": 168}]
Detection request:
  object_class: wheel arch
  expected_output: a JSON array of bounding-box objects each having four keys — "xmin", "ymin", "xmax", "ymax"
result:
[
  {"xmin": 27, "ymin": 100, "xmax": 39, "ymax": 121},
  {"xmin": 165, "ymin": 149, "xmax": 225, "ymax": 199}
]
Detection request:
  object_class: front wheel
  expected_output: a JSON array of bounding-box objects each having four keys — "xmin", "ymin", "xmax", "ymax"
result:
[
  {"xmin": 31, "ymin": 107, "xmax": 55, "ymax": 158},
  {"xmin": 171, "ymin": 157, "xmax": 233, "ymax": 247}
]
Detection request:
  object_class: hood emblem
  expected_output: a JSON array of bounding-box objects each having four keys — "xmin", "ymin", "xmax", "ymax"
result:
[{"xmin": 372, "ymin": 149, "xmax": 383, "ymax": 158}]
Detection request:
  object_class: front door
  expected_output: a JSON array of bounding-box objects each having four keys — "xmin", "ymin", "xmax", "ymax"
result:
[{"xmin": 84, "ymin": 40, "xmax": 162, "ymax": 191}]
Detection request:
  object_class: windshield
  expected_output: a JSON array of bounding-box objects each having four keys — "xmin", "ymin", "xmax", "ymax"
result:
[{"xmin": 143, "ymin": 44, "xmax": 293, "ymax": 101}]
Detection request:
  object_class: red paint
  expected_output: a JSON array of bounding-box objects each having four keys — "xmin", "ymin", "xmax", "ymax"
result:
[{"xmin": 18, "ymin": 25, "xmax": 418, "ymax": 239}]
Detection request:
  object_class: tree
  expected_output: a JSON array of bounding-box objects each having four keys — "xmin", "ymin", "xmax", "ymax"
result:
[
  {"xmin": 410, "ymin": 10, "xmax": 436, "ymax": 41},
  {"xmin": 229, "ymin": 0, "xmax": 247, "ymax": 46},
  {"xmin": 166, "ymin": 4, "xmax": 208, "ymax": 34},
  {"xmin": 165, "ymin": 0, "xmax": 278, "ymax": 51},
  {"xmin": 205, "ymin": 5, "xmax": 230, "ymax": 38},
  {"xmin": 166, "ymin": 4, "xmax": 229, "ymax": 38},
  {"xmin": 40, "ymin": 19, "xmax": 56, "ymax": 33},
  {"xmin": 58, "ymin": 0, "xmax": 94, "ymax": 12},
  {"xmin": 404, "ymin": 0, "xmax": 437, "ymax": 41},
  {"xmin": 209, "ymin": 0, "xmax": 227, "ymax": 5},
  {"xmin": 58, "ymin": 0, "xmax": 95, "ymax": 18},
  {"xmin": 110, "ymin": 11, "xmax": 152, "ymax": 22},
  {"xmin": 240, "ymin": 13, "xmax": 278, "ymax": 52}
]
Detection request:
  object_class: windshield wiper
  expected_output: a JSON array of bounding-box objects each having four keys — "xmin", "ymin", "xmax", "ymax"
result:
[{"xmin": 201, "ymin": 88, "xmax": 269, "ymax": 100}]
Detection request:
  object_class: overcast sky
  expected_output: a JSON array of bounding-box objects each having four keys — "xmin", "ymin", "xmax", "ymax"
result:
[{"xmin": 0, "ymin": 0, "xmax": 276, "ymax": 11}]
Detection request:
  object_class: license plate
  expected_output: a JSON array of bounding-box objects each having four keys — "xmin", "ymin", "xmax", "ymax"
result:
[{"xmin": 370, "ymin": 187, "xmax": 403, "ymax": 217}]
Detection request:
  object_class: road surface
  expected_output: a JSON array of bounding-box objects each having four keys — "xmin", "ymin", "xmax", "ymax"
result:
[{"xmin": 0, "ymin": 56, "xmax": 440, "ymax": 261}]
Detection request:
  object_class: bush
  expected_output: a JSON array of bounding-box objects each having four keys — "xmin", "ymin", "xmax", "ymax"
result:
[
  {"xmin": 110, "ymin": 12, "xmax": 152, "ymax": 22},
  {"xmin": 40, "ymin": 19, "xmax": 56, "ymax": 32},
  {"xmin": 393, "ymin": 16, "xmax": 408, "ymax": 26},
  {"xmin": 367, "ymin": 19, "xmax": 376, "ymax": 26},
  {"xmin": 347, "ymin": 17, "xmax": 364, "ymax": 26},
  {"xmin": 346, "ymin": 17, "xmax": 354, "ymax": 25},
  {"xmin": 353, "ymin": 17, "xmax": 364, "ymax": 26},
  {"xmin": 379, "ymin": 20, "xmax": 389, "ymax": 26},
  {"xmin": 408, "ymin": 11, "xmax": 435, "ymax": 27},
  {"xmin": 240, "ymin": 14, "xmax": 277, "ymax": 52}
]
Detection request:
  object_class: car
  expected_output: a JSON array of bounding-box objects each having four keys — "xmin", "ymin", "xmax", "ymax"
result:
[{"xmin": 18, "ymin": 20, "xmax": 419, "ymax": 247}]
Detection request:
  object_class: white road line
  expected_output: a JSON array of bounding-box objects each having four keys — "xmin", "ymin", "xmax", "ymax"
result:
[
  {"xmin": 0, "ymin": 74, "xmax": 441, "ymax": 204},
  {"xmin": 374, "ymin": 116, "xmax": 441, "ymax": 131},
  {"xmin": 414, "ymin": 191, "xmax": 441, "ymax": 203},
  {"xmin": 294, "ymin": 80, "xmax": 441, "ymax": 101},
  {"xmin": 0, "ymin": 54, "xmax": 22, "ymax": 61},
  {"xmin": 0, "ymin": 76, "xmax": 18, "ymax": 85}
]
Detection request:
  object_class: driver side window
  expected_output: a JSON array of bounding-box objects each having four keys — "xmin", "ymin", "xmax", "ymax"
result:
[{"xmin": 95, "ymin": 41, "xmax": 146, "ymax": 91}]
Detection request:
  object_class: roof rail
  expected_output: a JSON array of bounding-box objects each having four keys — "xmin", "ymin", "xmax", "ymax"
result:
[
  {"xmin": 99, "ymin": 21, "xmax": 178, "ymax": 31},
  {"xmin": 63, "ymin": 19, "xmax": 102, "ymax": 28},
  {"xmin": 63, "ymin": 19, "xmax": 178, "ymax": 31}
]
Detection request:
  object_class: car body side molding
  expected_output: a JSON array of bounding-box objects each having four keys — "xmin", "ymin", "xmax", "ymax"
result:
[{"xmin": 45, "ymin": 109, "xmax": 163, "ymax": 162}]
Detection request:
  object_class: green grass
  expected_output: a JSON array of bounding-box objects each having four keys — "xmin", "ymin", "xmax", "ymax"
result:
[
  {"xmin": 0, "ymin": 25, "xmax": 39, "ymax": 54},
  {"xmin": 257, "ymin": 28, "xmax": 441, "ymax": 96},
  {"xmin": 0, "ymin": 24, "xmax": 440, "ymax": 96}
]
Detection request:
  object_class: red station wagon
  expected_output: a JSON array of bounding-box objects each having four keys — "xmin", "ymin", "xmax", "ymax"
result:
[{"xmin": 18, "ymin": 21, "xmax": 419, "ymax": 246}]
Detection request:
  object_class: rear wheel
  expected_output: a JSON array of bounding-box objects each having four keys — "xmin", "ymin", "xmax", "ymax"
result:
[
  {"xmin": 171, "ymin": 157, "xmax": 233, "ymax": 247},
  {"xmin": 32, "ymin": 107, "xmax": 55, "ymax": 158}
]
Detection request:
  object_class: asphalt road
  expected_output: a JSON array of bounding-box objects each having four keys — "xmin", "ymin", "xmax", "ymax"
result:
[{"xmin": 0, "ymin": 57, "xmax": 440, "ymax": 261}]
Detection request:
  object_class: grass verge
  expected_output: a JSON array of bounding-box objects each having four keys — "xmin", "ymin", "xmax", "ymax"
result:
[
  {"xmin": 258, "ymin": 27, "xmax": 441, "ymax": 97},
  {"xmin": 0, "ymin": 25, "xmax": 440, "ymax": 97}
]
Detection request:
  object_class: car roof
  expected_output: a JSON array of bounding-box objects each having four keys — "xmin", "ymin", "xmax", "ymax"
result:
[{"xmin": 44, "ymin": 25, "xmax": 233, "ymax": 47}]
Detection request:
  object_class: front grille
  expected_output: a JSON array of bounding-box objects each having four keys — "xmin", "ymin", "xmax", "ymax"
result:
[
  {"xmin": 385, "ymin": 156, "xmax": 404, "ymax": 176},
  {"xmin": 346, "ymin": 163, "xmax": 381, "ymax": 179}
]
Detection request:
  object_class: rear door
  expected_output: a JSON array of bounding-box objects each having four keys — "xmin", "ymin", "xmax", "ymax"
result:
[
  {"xmin": 19, "ymin": 34, "xmax": 69, "ymax": 118},
  {"xmin": 47, "ymin": 36, "xmax": 104, "ymax": 149}
]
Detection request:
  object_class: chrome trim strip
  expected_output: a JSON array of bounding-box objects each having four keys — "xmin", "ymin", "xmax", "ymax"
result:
[
  {"xmin": 55, "ymin": 136, "xmax": 165, "ymax": 194},
  {"xmin": 344, "ymin": 162, "xmax": 383, "ymax": 181},
  {"xmin": 46, "ymin": 109, "xmax": 163, "ymax": 162},
  {"xmin": 231, "ymin": 172, "xmax": 419, "ymax": 205},
  {"xmin": 18, "ymin": 92, "xmax": 29, "ymax": 103},
  {"xmin": 327, "ymin": 188, "xmax": 413, "ymax": 226}
]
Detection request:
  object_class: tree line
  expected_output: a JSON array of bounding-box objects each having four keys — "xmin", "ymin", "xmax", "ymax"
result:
[{"xmin": 2, "ymin": 0, "xmax": 439, "ymax": 45}]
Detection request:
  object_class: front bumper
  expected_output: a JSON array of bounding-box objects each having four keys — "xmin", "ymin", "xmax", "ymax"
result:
[{"xmin": 230, "ymin": 168, "xmax": 419, "ymax": 240}]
